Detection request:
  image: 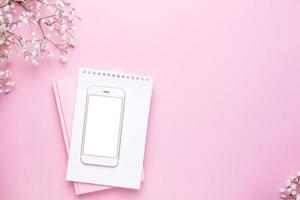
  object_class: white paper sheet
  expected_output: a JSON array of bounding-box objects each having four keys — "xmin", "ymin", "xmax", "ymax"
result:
[{"xmin": 66, "ymin": 68, "xmax": 153, "ymax": 189}]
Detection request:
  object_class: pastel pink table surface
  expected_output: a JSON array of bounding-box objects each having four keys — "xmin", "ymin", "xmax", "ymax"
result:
[{"xmin": 1, "ymin": 0, "xmax": 300, "ymax": 199}]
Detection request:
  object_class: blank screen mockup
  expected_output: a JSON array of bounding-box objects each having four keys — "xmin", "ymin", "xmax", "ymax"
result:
[{"xmin": 83, "ymin": 95, "xmax": 123, "ymax": 158}]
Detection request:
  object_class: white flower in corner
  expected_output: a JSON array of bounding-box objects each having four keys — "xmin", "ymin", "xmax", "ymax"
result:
[{"xmin": 0, "ymin": 0, "xmax": 80, "ymax": 94}]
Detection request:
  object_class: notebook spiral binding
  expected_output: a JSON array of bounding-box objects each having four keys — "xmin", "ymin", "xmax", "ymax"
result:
[{"xmin": 81, "ymin": 68, "xmax": 150, "ymax": 82}]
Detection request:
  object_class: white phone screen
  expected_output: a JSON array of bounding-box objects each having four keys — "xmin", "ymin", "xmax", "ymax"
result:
[{"xmin": 83, "ymin": 95, "xmax": 123, "ymax": 158}]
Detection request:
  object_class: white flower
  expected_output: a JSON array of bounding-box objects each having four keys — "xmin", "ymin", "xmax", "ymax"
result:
[{"xmin": 0, "ymin": 0, "xmax": 78, "ymax": 94}]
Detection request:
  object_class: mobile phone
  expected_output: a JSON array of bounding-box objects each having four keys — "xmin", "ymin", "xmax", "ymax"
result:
[{"xmin": 81, "ymin": 86, "xmax": 125, "ymax": 167}]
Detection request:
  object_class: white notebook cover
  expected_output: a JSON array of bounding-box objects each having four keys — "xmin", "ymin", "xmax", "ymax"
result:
[{"xmin": 66, "ymin": 68, "xmax": 153, "ymax": 189}]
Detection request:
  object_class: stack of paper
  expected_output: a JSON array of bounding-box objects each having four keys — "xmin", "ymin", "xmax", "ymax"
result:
[{"xmin": 53, "ymin": 68, "xmax": 152, "ymax": 194}]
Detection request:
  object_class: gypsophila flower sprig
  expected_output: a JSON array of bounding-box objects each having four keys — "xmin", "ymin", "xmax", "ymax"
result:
[
  {"xmin": 0, "ymin": 67, "xmax": 13, "ymax": 93},
  {"xmin": 280, "ymin": 171, "xmax": 300, "ymax": 200},
  {"xmin": 0, "ymin": 0, "xmax": 79, "ymax": 94}
]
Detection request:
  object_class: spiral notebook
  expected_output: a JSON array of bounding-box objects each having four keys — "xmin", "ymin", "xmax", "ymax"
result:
[
  {"xmin": 53, "ymin": 75, "xmax": 145, "ymax": 194},
  {"xmin": 66, "ymin": 68, "xmax": 153, "ymax": 189}
]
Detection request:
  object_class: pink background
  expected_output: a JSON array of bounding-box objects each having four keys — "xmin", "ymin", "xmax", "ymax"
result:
[{"xmin": 1, "ymin": 0, "xmax": 300, "ymax": 199}]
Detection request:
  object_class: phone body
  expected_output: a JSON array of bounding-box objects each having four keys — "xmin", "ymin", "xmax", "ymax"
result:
[{"xmin": 81, "ymin": 86, "xmax": 125, "ymax": 167}]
